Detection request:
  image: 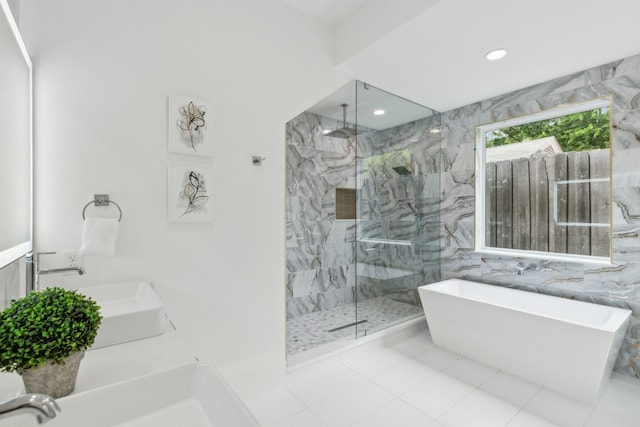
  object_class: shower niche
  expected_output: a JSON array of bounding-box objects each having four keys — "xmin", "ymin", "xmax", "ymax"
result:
[{"xmin": 285, "ymin": 81, "xmax": 442, "ymax": 360}]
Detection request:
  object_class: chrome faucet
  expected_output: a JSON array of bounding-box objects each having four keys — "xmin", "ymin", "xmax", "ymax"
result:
[
  {"xmin": 26, "ymin": 252, "xmax": 86, "ymax": 292},
  {"xmin": 516, "ymin": 262, "xmax": 537, "ymax": 275},
  {"xmin": 0, "ymin": 393, "xmax": 61, "ymax": 424}
]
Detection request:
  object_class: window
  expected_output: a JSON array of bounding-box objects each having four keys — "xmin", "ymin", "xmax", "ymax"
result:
[{"xmin": 475, "ymin": 97, "xmax": 612, "ymax": 263}]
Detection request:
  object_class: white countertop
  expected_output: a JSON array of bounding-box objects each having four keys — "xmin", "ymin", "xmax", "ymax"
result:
[{"xmin": 0, "ymin": 316, "xmax": 197, "ymax": 401}]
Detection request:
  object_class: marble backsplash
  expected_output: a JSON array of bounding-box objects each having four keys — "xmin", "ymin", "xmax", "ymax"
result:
[
  {"xmin": 439, "ymin": 53, "xmax": 640, "ymax": 378},
  {"xmin": 286, "ymin": 110, "xmax": 442, "ymax": 320}
]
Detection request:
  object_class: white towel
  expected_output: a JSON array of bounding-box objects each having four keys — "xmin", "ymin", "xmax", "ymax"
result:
[{"xmin": 79, "ymin": 218, "xmax": 119, "ymax": 256}]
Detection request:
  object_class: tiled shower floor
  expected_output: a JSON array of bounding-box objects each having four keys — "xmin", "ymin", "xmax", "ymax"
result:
[{"xmin": 287, "ymin": 297, "xmax": 423, "ymax": 355}]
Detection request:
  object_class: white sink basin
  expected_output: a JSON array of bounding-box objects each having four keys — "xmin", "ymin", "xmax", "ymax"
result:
[
  {"xmin": 78, "ymin": 282, "xmax": 166, "ymax": 349},
  {"xmin": 0, "ymin": 363, "xmax": 260, "ymax": 427}
]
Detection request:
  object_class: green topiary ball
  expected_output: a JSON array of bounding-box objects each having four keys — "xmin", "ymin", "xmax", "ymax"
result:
[{"xmin": 0, "ymin": 287, "xmax": 102, "ymax": 373}]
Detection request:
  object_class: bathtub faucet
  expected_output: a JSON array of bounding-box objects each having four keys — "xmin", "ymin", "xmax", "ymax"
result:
[
  {"xmin": 0, "ymin": 393, "xmax": 61, "ymax": 424},
  {"xmin": 516, "ymin": 262, "xmax": 537, "ymax": 275}
]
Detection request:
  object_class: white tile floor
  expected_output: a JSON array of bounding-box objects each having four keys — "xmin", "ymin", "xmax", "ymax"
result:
[{"xmin": 244, "ymin": 329, "xmax": 640, "ymax": 427}]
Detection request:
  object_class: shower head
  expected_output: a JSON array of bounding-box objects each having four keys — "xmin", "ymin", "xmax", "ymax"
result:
[
  {"xmin": 392, "ymin": 166, "xmax": 413, "ymax": 175},
  {"xmin": 325, "ymin": 104, "xmax": 356, "ymax": 139},
  {"xmin": 325, "ymin": 127, "xmax": 357, "ymax": 139}
]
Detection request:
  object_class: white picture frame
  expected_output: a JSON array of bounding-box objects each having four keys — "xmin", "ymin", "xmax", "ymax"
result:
[
  {"xmin": 168, "ymin": 162, "xmax": 213, "ymax": 223},
  {"xmin": 168, "ymin": 95, "xmax": 212, "ymax": 157}
]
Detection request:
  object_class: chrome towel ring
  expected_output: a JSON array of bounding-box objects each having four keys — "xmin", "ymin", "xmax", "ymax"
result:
[{"xmin": 82, "ymin": 194, "xmax": 122, "ymax": 222}]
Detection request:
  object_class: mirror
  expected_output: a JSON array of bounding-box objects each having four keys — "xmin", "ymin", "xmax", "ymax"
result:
[
  {"xmin": 475, "ymin": 97, "xmax": 611, "ymax": 263},
  {"xmin": 0, "ymin": 0, "xmax": 32, "ymax": 268}
]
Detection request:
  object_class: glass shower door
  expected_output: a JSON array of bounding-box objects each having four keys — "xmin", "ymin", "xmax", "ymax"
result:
[{"xmin": 354, "ymin": 81, "xmax": 441, "ymax": 338}]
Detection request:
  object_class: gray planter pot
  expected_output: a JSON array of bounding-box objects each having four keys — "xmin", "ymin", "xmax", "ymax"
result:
[{"xmin": 21, "ymin": 351, "xmax": 85, "ymax": 398}]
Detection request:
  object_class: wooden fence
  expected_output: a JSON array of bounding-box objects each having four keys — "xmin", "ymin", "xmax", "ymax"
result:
[{"xmin": 486, "ymin": 150, "xmax": 610, "ymax": 257}]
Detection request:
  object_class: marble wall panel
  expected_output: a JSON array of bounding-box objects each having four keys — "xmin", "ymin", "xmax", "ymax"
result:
[
  {"xmin": 315, "ymin": 266, "xmax": 351, "ymax": 294},
  {"xmin": 286, "ymin": 245, "xmax": 320, "ymax": 273},
  {"xmin": 287, "ymin": 269, "xmax": 317, "ymax": 298},
  {"xmin": 414, "ymin": 173, "xmax": 441, "ymax": 201},
  {"xmin": 286, "ymin": 220, "xmax": 323, "ymax": 248},
  {"xmin": 412, "ymin": 144, "xmax": 441, "ymax": 176},
  {"xmin": 286, "ymin": 111, "xmax": 359, "ymax": 319},
  {"xmin": 439, "ymin": 127, "xmax": 475, "ymax": 173},
  {"xmin": 287, "ymin": 108, "xmax": 441, "ymax": 320},
  {"xmin": 417, "ymin": 223, "xmax": 442, "ymax": 248},
  {"xmin": 612, "ymin": 109, "xmax": 640, "ymax": 151},
  {"xmin": 287, "ymin": 167, "xmax": 332, "ymax": 199},
  {"xmin": 439, "ymin": 249, "xmax": 481, "ymax": 279},
  {"xmin": 613, "ymin": 146, "xmax": 640, "ymax": 191},
  {"xmin": 439, "ymin": 53, "xmax": 640, "ymax": 379},
  {"xmin": 387, "ymin": 220, "xmax": 414, "ymax": 242},
  {"xmin": 286, "ymin": 285, "xmax": 356, "ymax": 320},
  {"xmin": 357, "ymin": 273, "xmax": 426, "ymax": 306},
  {"xmin": 323, "ymin": 219, "xmax": 356, "ymax": 246},
  {"xmin": 614, "ymin": 187, "xmax": 640, "ymax": 224},
  {"xmin": 320, "ymin": 242, "xmax": 355, "ymax": 269},
  {"xmin": 479, "ymin": 256, "xmax": 585, "ymax": 291},
  {"xmin": 287, "ymin": 196, "xmax": 322, "ymax": 223}
]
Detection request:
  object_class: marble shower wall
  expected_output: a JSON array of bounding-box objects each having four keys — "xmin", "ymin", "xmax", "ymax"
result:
[
  {"xmin": 355, "ymin": 116, "xmax": 442, "ymax": 305},
  {"xmin": 286, "ymin": 110, "xmax": 442, "ymax": 320},
  {"xmin": 286, "ymin": 112, "xmax": 357, "ymax": 320},
  {"xmin": 439, "ymin": 53, "xmax": 640, "ymax": 378}
]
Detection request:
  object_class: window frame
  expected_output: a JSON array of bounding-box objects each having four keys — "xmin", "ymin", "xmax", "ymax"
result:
[{"xmin": 474, "ymin": 97, "xmax": 612, "ymax": 264}]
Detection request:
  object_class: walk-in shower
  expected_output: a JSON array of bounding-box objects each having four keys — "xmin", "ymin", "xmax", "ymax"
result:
[{"xmin": 285, "ymin": 81, "xmax": 442, "ymax": 359}]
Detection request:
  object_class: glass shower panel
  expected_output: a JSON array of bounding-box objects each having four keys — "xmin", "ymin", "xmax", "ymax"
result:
[
  {"xmin": 354, "ymin": 81, "xmax": 441, "ymax": 338},
  {"xmin": 285, "ymin": 80, "xmax": 440, "ymax": 361},
  {"xmin": 285, "ymin": 81, "xmax": 359, "ymax": 356}
]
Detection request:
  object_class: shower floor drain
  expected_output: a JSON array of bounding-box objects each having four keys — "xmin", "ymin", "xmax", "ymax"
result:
[{"xmin": 327, "ymin": 320, "xmax": 368, "ymax": 333}]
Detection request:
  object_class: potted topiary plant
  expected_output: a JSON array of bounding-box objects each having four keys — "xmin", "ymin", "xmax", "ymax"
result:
[{"xmin": 0, "ymin": 286, "xmax": 102, "ymax": 398}]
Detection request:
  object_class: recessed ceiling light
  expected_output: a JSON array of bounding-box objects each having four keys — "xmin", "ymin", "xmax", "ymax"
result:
[
  {"xmin": 485, "ymin": 48, "xmax": 507, "ymax": 61},
  {"xmin": 373, "ymin": 109, "xmax": 385, "ymax": 116}
]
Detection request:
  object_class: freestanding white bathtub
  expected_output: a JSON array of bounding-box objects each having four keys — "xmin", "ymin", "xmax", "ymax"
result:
[{"xmin": 418, "ymin": 279, "xmax": 632, "ymax": 403}]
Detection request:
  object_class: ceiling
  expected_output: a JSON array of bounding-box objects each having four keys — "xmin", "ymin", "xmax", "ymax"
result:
[
  {"xmin": 280, "ymin": 0, "xmax": 368, "ymax": 25},
  {"xmin": 281, "ymin": 0, "xmax": 640, "ymax": 114},
  {"xmin": 304, "ymin": 81, "xmax": 437, "ymax": 130}
]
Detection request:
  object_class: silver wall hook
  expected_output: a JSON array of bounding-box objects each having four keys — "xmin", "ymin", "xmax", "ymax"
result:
[{"xmin": 252, "ymin": 156, "xmax": 266, "ymax": 166}]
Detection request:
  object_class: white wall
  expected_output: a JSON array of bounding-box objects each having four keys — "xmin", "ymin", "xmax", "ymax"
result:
[{"xmin": 20, "ymin": 0, "xmax": 349, "ymax": 383}]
